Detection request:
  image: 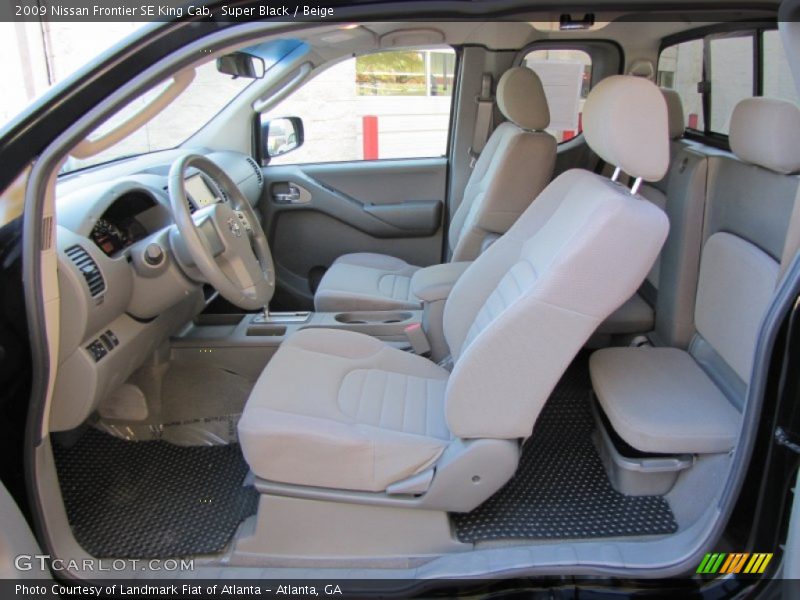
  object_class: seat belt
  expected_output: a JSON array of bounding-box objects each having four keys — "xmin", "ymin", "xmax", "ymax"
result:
[
  {"xmin": 779, "ymin": 183, "xmax": 800, "ymax": 281},
  {"xmin": 467, "ymin": 73, "xmax": 494, "ymax": 169},
  {"xmin": 593, "ymin": 157, "xmax": 607, "ymax": 174}
]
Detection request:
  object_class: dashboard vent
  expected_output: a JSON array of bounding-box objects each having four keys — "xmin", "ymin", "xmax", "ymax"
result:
[
  {"xmin": 246, "ymin": 157, "xmax": 263, "ymax": 186},
  {"xmin": 65, "ymin": 245, "xmax": 106, "ymax": 297}
]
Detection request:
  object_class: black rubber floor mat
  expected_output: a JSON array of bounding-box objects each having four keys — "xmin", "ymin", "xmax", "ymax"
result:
[
  {"xmin": 452, "ymin": 354, "xmax": 678, "ymax": 542},
  {"xmin": 53, "ymin": 427, "xmax": 258, "ymax": 558}
]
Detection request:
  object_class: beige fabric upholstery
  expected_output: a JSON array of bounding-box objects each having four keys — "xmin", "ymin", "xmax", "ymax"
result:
[
  {"xmin": 599, "ymin": 87, "xmax": 694, "ymax": 337},
  {"xmin": 653, "ymin": 147, "xmax": 709, "ymax": 348},
  {"xmin": 597, "ymin": 293, "xmax": 655, "ymax": 334},
  {"xmin": 496, "ymin": 66, "xmax": 550, "ymax": 130},
  {"xmin": 662, "ymin": 88, "xmax": 685, "ymax": 140},
  {"xmin": 443, "ymin": 168, "xmax": 668, "ymax": 438},
  {"xmin": 639, "ymin": 183, "xmax": 668, "ymax": 288},
  {"xmin": 591, "ymin": 96, "xmax": 793, "ymax": 456},
  {"xmin": 410, "ymin": 261, "xmax": 472, "ymax": 303},
  {"xmin": 313, "ymin": 67, "xmax": 555, "ymax": 312},
  {"xmin": 241, "ymin": 75, "xmax": 669, "ymax": 492},
  {"xmin": 591, "ymin": 348, "xmax": 741, "ymax": 453},
  {"xmin": 729, "ymin": 98, "xmax": 800, "ymax": 175},
  {"xmin": 314, "ymin": 253, "xmax": 421, "ymax": 312},
  {"xmin": 583, "ymin": 75, "xmax": 669, "ymax": 182},
  {"xmin": 694, "ymin": 232, "xmax": 779, "ymax": 383},
  {"xmin": 635, "ymin": 87, "xmax": 684, "ymax": 291},
  {"xmin": 591, "ymin": 218, "xmax": 780, "ymax": 455},
  {"xmin": 239, "ymin": 328, "xmax": 450, "ymax": 492},
  {"xmin": 448, "ymin": 122, "xmax": 556, "ymax": 262}
]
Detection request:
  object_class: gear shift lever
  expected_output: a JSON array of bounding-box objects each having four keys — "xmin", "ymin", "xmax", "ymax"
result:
[
  {"xmin": 251, "ymin": 304, "xmax": 271, "ymax": 324},
  {"xmin": 252, "ymin": 304, "xmax": 311, "ymax": 325}
]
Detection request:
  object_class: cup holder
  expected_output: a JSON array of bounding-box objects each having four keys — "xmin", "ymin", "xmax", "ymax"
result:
[{"xmin": 334, "ymin": 311, "xmax": 413, "ymax": 325}]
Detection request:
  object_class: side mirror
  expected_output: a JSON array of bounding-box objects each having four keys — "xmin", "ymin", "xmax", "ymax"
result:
[
  {"xmin": 261, "ymin": 116, "xmax": 304, "ymax": 160},
  {"xmin": 217, "ymin": 52, "xmax": 266, "ymax": 79}
]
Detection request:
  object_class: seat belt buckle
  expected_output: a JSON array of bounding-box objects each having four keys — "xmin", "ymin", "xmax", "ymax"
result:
[
  {"xmin": 404, "ymin": 322, "xmax": 431, "ymax": 357},
  {"xmin": 467, "ymin": 148, "xmax": 479, "ymax": 169},
  {"xmin": 437, "ymin": 355, "xmax": 454, "ymax": 372}
]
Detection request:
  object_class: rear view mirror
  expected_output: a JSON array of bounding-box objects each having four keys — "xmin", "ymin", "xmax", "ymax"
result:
[
  {"xmin": 261, "ymin": 116, "xmax": 304, "ymax": 160},
  {"xmin": 216, "ymin": 52, "xmax": 266, "ymax": 79}
]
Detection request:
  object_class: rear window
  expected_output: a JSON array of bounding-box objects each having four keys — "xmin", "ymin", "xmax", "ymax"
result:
[
  {"xmin": 657, "ymin": 39, "xmax": 704, "ymax": 131},
  {"xmin": 523, "ymin": 48, "xmax": 592, "ymax": 143},
  {"xmin": 763, "ymin": 30, "xmax": 800, "ymax": 105},
  {"xmin": 658, "ymin": 29, "xmax": 798, "ymax": 138},
  {"xmin": 708, "ymin": 35, "xmax": 755, "ymax": 134}
]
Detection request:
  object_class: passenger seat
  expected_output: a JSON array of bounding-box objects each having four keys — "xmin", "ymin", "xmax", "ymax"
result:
[
  {"xmin": 590, "ymin": 97, "xmax": 800, "ymax": 455},
  {"xmin": 313, "ymin": 66, "xmax": 556, "ymax": 313},
  {"xmin": 600, "ymin": 89, "xmax": 708, "ymax": 348}
]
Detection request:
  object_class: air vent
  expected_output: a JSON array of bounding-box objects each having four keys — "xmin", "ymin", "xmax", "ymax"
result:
[
  {"xmin": 246, "ymin": 157, "xmax": 264, "ymax": 186},
  {"xmin": 65, "ymin": 245, "xmax": 106, "ymax": 297}
]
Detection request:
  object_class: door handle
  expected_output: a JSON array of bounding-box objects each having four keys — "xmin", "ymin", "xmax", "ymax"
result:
[
  {"xmin": 272, "ymin": 182, "xmax": 309, "ymax": 204},
  {"xmin": 274, "ymin": 184, "xmax": 300, "ymax": 203}
]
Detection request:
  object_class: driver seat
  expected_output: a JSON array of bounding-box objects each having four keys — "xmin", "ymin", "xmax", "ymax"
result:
[{"xmin": 238, "ymin": 75, "xmax": 670, "ymax": 500}]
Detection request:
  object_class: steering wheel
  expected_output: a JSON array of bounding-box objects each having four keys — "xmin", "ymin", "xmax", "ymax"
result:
[{"xmin": 168, "ymin": 153, "xmax": 275, "ymax": 310}]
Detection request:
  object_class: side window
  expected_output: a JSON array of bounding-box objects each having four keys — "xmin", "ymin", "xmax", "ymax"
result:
[
  {"xmin": 763, "ymin": 30, "xmax": 800, "ymax": 105},
  {"xmin": 263, "ymin": 49, "xmax": 455, "ymax": 165},
  {"xmin": 708, "ymin": 35, "xmax": 754, "ymax": 134},
  {"xmin": 523, "ymin": 49, "xmax": 592, "ymax": 143},
  {"xmin": 659, "ymin": 29, "xmax": 797, "ymax": 140},
  {"xmin": 658, "ymin": 39, "xmax": 704, "ymax": 131}
]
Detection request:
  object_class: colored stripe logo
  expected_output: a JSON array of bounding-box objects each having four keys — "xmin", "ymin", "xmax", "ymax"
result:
[{"xmin": 696, "ymin": 552, "xmax": 773, "ymax": 574}]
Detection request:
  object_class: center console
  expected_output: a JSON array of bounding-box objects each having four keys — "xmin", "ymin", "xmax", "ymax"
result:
[
  {"xmin": 171, "ymin": 309, "xmax": 422, "ymax": 379},
  {"xmin": 171, "ymin": 261, "xmax": 472, "ymax": 376}
]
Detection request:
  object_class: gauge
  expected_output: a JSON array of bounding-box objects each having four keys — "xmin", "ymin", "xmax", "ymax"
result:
[
  {"xmin": 91, "ymin": 218, "xmax": 128, "ymax": 255},
  {"xmin": 90, "ymin": 190, "xmax": 156, "ymax": 256}
]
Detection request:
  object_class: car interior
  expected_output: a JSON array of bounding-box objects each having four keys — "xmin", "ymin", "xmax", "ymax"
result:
[{"xmin": 27, "ymin": 2, "xmax": 800, "ymax": 581}]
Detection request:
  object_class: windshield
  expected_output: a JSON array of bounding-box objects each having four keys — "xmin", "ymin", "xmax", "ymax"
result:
[{"xmin": 62, "ymin": 60, "xmax": 252, "ymax": 173}]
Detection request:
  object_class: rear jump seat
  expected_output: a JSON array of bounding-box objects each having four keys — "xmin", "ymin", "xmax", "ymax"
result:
[{"xmin": 590, "ymin": 97, "xmax": 800, "ymax": 457}]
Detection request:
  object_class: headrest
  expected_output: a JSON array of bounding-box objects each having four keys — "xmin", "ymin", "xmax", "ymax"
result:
[
  {"xmin": 582, "ymin": 75, "xmax": 669, "ymax": 182},
  {"xmin": 497, "ymin": 67, "xmax": 550, "ymax": 131},
  {"xmin": 661, "ymin": 88, "xmax": 685, "ymax": 140},
  {"xmin": 729, "ymin": 98, "xmax": 800, "ymax": 175}
]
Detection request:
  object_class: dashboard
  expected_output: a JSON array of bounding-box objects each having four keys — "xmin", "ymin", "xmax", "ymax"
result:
[
  {"xmin": 88, "ymin": 173, "xmax": 224, "ymax": 256},
  {"xmin": 58, "ymin": 150, "xmax": 262, "ymax": 258},
  {"xmin": 90, "ymin": 190, "xmax": 155, "ymax": 256},
  {"xmin": 50, "ymin": 149, "xmax": 265, "ymax": 431}
]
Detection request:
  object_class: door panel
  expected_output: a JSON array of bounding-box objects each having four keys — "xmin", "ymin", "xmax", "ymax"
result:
[
  {"xmin": 0, "ymin": 482, "xmax": 44, "ymax": 579},
  {"xmin": 260, "ymin": 158, "xmax": 447, "ymax": 309},
  {"xmin": 362, "ymin": 201, "xmax": 441, "ymax": 234}
]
